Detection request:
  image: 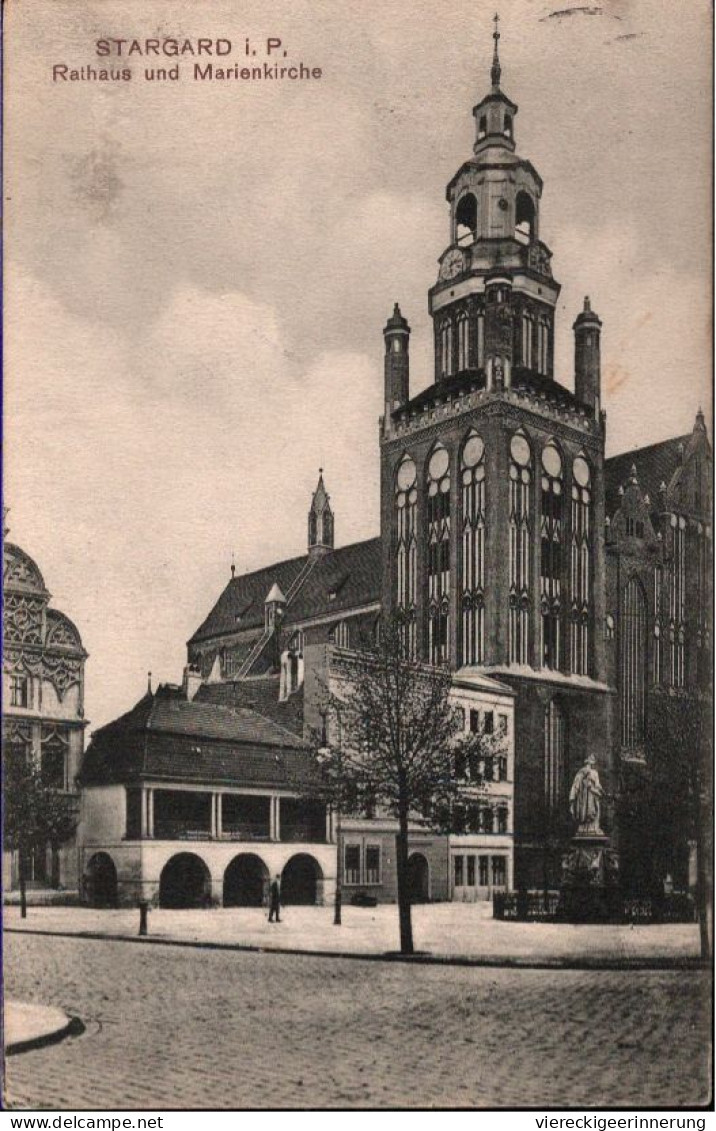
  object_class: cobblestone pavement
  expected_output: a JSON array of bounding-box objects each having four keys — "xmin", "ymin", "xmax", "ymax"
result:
[{"xmin": 3, "ymin": 934, "xmax": 711, "ymax": 1110}]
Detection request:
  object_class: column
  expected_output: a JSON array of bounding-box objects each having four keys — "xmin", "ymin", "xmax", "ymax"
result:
[
  {"xmin": 141, "ymin": 787, "xmax": 149, "ymax": 839},
  {"xmin": 274, "ymin": 796, "xmax": 281, "ymax": 842},
  {"xmin": 210, "ymin": 793, "xmax": 217, "ymax": 839},
  {"xmin": 216, "ymin": 793, "xmax": 223, "ymax": 839},
  {"xmin": 326, "ymin": 806, "xmax": 333, "ymax": 844},
  {"xmin": 147, "ymin": 788, "xmax": 154, "ymax": 838}
]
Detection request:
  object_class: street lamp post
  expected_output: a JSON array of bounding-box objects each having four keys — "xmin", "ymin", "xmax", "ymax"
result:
[{"xmin": 334, "ymin": 742, "xmax": 342, "ymax": 926}]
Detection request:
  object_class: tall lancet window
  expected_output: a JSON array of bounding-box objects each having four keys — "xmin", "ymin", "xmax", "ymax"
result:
[
  {"xmin": 395, "ymin": 457, "xmax": 418, "ymax": 659},
  {"xmin": 544, "ymin": 700, "xmax": 565, "ymax": 810},
  {"xmin": 653, "ymin": 564, "xmax": 664, "ymax": 685},
  {"xmin": 427, "ymin": 445, "xmax": 451, "ymax": 665},
  {"xmin": 477, "ymin": 311, "xmax": 485, "ymax": 368},
  {"xmin": 440, "ymin": 320, "xmax": 453, "ymax": 378},
  {"xmin": 521, "ymin": 313, "xmax": 533, "ymax": 368},
  {"xmin": 669, "ymin": 514, "xmax": 686, "ymax": 687},
  {"xmin": 540, "ymin": 443, "xmax": 563, "ymax": 670},
  {"xmin": 509, "ymin": 432, "xmax": 532, "ymax": 665},
  {"xmin": 457, "ymin": 313, "xmax": 469, "ymax": 371},
  {"xmin": 570, "ymin": 455, "xmax": 591, "ymax": 675},
  {"xmin": 621, "ymin": 576, "xmax": 646, "ymax": 751},
  {"xmin": 460, "ymin": 433, "xmax": 486, "ymax": 665}
]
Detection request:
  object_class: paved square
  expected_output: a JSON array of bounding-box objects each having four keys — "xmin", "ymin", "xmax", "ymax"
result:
[{"xmin": 3, "ymin": 934, "xmax": 711, "ymax": 1109}]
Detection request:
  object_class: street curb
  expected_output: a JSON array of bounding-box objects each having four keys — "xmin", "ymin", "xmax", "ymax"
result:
[
  {"xmin": 5, "ymin": 1012, "xmax": 85, "ymax": 1057},
  {"xmin": 5, "ymin": 927, "xmax": 709, "ymax": 972}
]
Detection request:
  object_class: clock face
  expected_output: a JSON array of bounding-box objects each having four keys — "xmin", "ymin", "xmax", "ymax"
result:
[{"xmin": 439, "ymin": 248, "xmax": 464, "ymax": 281}]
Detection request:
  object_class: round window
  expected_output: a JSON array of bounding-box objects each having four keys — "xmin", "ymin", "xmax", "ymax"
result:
[
  {"xmin": 428, "ymin": 448, "xmax": 449, "ymax": 480},
  {"xmin": 510, "ymin": 434, "xmax": 531, "ymax": 467},
  {"xmin": 462, "ymin": 435, "xmax": 484, "ymax": 468},
  {"xmin": 541, "ymin": 445, "xmax": 562, "ymax": 478},
  {"xmin": 397, "ymin": 459, "xmax": 416, "ymax": 490},
  {"xmin": 573, "ymin": 455, "xmax": 590, "ymax": 487}
]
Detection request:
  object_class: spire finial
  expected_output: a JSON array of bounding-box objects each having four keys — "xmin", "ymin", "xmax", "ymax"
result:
[
  {"xmin": 231, "ymin": 552, "xmax": 236, "ymax": 579},
  {"xmin": 491, "ymin": 12, "xmax": 502, "ymax": 89},
  {"xmin": 584, "ymin": 295, "xmax": 591, "ymax": 313},
  {"xmin": 147, "ymin": 671, "xmax": 152, "ymax": 695}
]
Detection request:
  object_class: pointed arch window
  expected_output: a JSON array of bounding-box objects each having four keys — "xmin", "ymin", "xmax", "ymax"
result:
[
  {"xmin": 509, "ymin": 432, "xmax": 532, "ymax": 665},
  {"xmin": 457, "ymin": 313, "xmax": 469, "ymax": 371},
  {"xmin": 620, "ymin": 576, "xmax": 646, "ymax": 751},
  {"xmin": 460, "ymin": 433, "xmax": 486, "ymax": 665},
  {"xmin": 653, "ymin": 563, "xmax": 664, "ymax": 685},
  {"xmin": 544, "ymin": 700, "xmax": 565, "ymax": 810},
  {"xmin": 515, "ymin": 192, "xmax": 535, "ymax": 244},
  {"xmin": 395, "ymin": 457, "xmax": 417, "ymax": 659},
  {"xmin": 570, "ymin": 455, "xmax": 591, "ymax": 675},
  {"xmin": 427, "ymin": 445, "xmax": 451, "ymax": 665},
  {"xmin": 540, "ymin": 444, "xmax": 563, "ymax": 670}
]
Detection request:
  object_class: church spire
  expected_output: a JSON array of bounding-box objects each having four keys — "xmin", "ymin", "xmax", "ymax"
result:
[
  {"xmin": 308, "ymin": 469, "xmax": 334, "ymax": 555},
  {"xmin": 491, "ymin": 12, "xmax": 501, "ymax": 90}
]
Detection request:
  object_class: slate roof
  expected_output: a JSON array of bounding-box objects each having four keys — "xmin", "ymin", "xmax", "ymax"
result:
[
  {"xmin": 189, "ymin": 537, "xmax": 381, "ymax": 645},
  {"xmin": 393, "ymin": 366, "xmax": 589, "ymax": 420},
  {"xmin": 196, "ymin": 677, "xmax": 305, "ymax": 738},
  {"xmin": 604, "ymin": 434, "xmax": 691, "ymax": 520},
  {"xmin": 78, "ymin": 687, "xmax": 320, "ymax": 790}
]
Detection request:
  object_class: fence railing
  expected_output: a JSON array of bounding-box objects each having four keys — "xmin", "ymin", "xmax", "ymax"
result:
[{"xmin": 494, "ymin": 889, "xmax": 697, "ymax": 923}]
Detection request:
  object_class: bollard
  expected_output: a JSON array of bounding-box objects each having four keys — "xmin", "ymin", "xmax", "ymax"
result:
[{"xmin": 138, "ymin": 899, "xmax": 149, "ymax": 936}]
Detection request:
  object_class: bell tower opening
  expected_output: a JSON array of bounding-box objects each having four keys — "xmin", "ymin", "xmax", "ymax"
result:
[
  {"xmin": 515, "ymin": 191, "xmax": 535, "ymax": 244},
  {"xmin": 456, "ymin": 193, "xmax": 478, "ymax": 246}
]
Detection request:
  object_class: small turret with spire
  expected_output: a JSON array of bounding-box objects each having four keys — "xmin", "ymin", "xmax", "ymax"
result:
[
  {"xmin": 308, "ymin": 469, "xmax": 334, "ymax": 556},
  {"xmin": 383, "ymin": 302, "xmax": 411, "ymax": 423},
  {"xmin": 472, "ymin": 13, "xmax": 517, "ymax": 156},
  {"xmin": 573, "ymin": 295, "xmax": 602, "ymax": 418}
]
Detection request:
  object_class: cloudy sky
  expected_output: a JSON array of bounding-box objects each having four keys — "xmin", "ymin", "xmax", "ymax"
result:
[{"xmin": 5, "ymin": 0, "xmax": 712, "ymax": 730}]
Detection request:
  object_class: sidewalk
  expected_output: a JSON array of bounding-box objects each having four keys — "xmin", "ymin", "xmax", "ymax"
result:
[
  {"xmin": 4, "ymin": 1001, "xmax": 79, "ymax": 1055},
  {"xmin": 3, "ymin": 902, "xmax": 704, "ymax": 968}
]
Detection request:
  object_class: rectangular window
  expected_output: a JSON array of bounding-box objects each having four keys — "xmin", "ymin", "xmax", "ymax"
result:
[
  {"xmin": 497, "ymin": 807, "xmax": 508, "ymax": 834},
  {"xmin": 483, "ymin": 755, "xmax": 494, "ymax": 782},
  {"xmin": 344, "ymin": 844, "xmax": 361, "ymax": 885},
  {"xmin": 467, "ymin": 855, "xmax": 476, "ymax": 887},
  {"xmin": 454, "ymin": 855, "xmax": 464, "ymax": 887},
  {"xmin": 498, "ymin": 756, "xmax": 508, "ymax": 782},
  {"xmin": 365, "ymin": 845, "xmax": 381, "ymax": 885},
  {"xmin": 469, "ymin": 708, "xmax": 480, "ymax": 734},
  {"xmin": 479, "ymin": 856, "xmax": 489, "ymax": 886},
  {"xmin": 10, "ymin": 675, "xmax": 30, "ymax": 708},
  {"xmin": 125, "ymin": 788, "xmax": 143, "ymax": 839},
  {"xmin": 41, "ymin": 744, "xmax": 65, "ymax": 790},
  {"xmin": 483, "ymin": 711, "xmax": 494, "ymax": 735},
  {"xmin": 492, "ymin": 857, "xmax": 506, "ymax": 886},
  {"xmin": 498, "ymin": 714, "xmax": 508, "ymax": 735},
  {"xmin": 454, "ymin": 706, "xmax": 466, "ymax": 730}
]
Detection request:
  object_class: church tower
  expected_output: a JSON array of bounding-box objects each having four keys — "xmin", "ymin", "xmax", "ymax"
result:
[{"xmin": 379, "ymin": 19, "xmax": 611, "ymax": 888}]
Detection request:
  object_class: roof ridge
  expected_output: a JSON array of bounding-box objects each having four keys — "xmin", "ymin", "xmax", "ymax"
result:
[{"xmin": 606, "ymin": 434, "xmax": 691, "ymax": 463}]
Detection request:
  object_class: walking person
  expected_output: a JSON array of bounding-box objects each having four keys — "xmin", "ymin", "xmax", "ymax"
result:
[{"xmin": 268, "ymin": 873, "xmax": 281, "ymax": 922}]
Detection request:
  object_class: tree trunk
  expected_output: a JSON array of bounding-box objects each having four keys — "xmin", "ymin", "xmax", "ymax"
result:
[
  {"xmin": 395, "ymin": 805, "xmax": 414, "ymax": 955},
  {"xmin": 18, "ymin": 842, "xmax": 28, "ymax": 920},
  {"xmin": 695, "ymin": 796, "xmax": 711, "ymax": 961}
]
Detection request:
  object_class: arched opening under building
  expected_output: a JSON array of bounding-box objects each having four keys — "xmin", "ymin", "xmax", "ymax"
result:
[
  {"xmin": 407, "ymin": 853, "xmax": 430, "ymax": 903},
  {"xmin": 159, "ymin": 852, "xmax": 212, "ymax": 909},
  {"xmin": 281, "ymin": 853, "xmax": 323, "ymax": 905},
  {"xmin": 223, "ymin": 853, "xmax": 269, "ymax": 907},
  {"xmin": 84, "ymin": 852, "xmax": 118, "ymax": 908},
  {"xmin": 456, "ymin": 193, "xmax": 478, "ymax": 246},
  {"xmin": 515, "ymin": 191, "xmax": 535, "ymax": 244}
]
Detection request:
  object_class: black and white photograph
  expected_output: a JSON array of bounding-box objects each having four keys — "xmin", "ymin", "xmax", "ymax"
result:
[{"xmin": 2, "ymin": 0, "xmax": 712, "ymax": 1113}]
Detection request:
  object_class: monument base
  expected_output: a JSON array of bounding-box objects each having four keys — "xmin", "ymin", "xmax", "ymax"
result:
[{"xmin": 557, "ymin": 835, "xmax": 621, "ymax": 923}]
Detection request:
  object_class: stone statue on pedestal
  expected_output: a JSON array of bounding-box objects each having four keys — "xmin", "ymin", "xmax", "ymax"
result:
[{"xmin": 569, "ymin": 754, "xmax": 604, "ymax": 836}]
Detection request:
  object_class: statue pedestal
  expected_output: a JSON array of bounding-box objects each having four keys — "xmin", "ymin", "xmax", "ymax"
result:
[{"xmin": 557, "ymin": 834, "xmax": 620, "ymax": 923}]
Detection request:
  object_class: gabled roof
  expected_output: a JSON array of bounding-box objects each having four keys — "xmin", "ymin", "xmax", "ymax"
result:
[
  {"xmin": 605, "ymin": 434, "xmax": 692, "ymax": 520},
  {"xmin": 189, "ymin": 537, "xmax": 381, "ymax": 645},
  {"xmin": 196, "ymin": 676, "xmax": 305, "ymax": 737}
]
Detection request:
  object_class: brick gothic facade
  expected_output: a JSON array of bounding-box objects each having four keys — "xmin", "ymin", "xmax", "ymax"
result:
[
  {"xmin": 175, "ymin": 31, "xmax": 710, "ymax": 896},
  {"xmin": 379, "ymin": 31, "xmax": 711, "ymax": 888}
]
